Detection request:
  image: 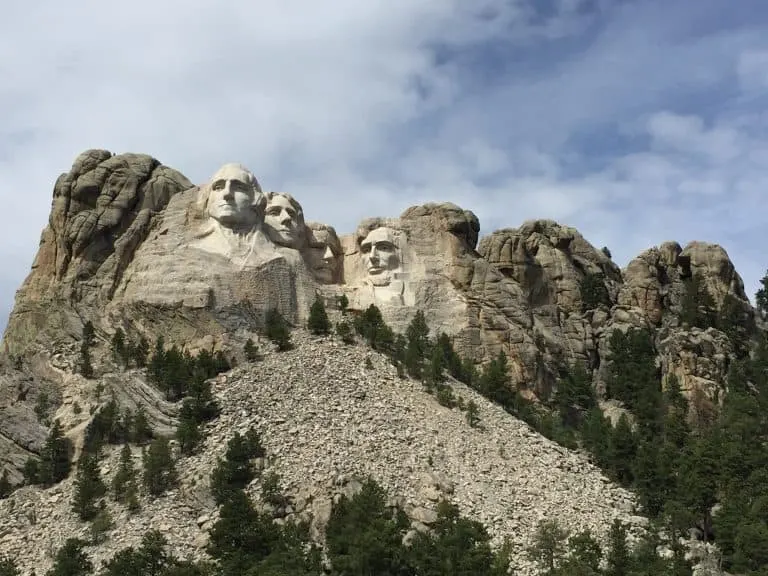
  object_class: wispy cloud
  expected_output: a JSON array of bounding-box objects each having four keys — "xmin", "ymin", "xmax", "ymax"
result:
[{"xmin": 1, "ymin": 0, "xmax": 768, "ymax": 330}]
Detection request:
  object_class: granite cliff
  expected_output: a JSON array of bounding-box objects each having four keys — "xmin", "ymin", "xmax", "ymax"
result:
[{"xmin": 0, "ymin": 149, "xmax": 756, "ymax": 573}]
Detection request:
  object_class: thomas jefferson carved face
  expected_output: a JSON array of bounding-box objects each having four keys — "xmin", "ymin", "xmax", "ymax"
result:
[
  {"xmin": 360, "ymin": 226, "xmax": 400, "ymax": 286},
  {"xmin": 207, "ymin": 164, "xmax": 261, "ymax": 228},
  {"xmin": 308, "ymin": 225, "xmax": 341, "ymax": 284},
  {"xmin": 264, "ymin": 193, "xmax": 304, "ymax": 248}
]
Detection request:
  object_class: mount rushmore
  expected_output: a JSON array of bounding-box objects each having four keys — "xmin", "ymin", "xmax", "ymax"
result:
[{"xmin": 1, "ymin": 148, "xmax": 756, "ymax": 420}]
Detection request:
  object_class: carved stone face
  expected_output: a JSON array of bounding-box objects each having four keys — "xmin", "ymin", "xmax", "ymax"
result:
[
  {"xmin": 264, "ymin": 194, "xmax": 304, "ymax": 248},
  {"xmin": 207, "ymin": 164, "xmax": 259, "ymax": 228},
  {"xmin": 309, "ymin": 227, "xmax": 341, "ymax": 284},
  {"xmin": 360, "ymin": 227, "xmax": 400, "ymax": 286}
]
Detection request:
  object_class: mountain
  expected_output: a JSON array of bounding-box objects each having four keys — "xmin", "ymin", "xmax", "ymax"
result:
[{"xmin": 0, "ymin": 149, "xmax": 761, "ymax": 574}]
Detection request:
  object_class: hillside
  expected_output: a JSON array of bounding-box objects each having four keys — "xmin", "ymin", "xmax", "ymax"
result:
[
  {"xmin": 1, "ymin": 148, "xmax": 767, "ymax": 574},
  {"xmin": 0, "ymin": 328, "xmax": 642, "ymax": 575}
]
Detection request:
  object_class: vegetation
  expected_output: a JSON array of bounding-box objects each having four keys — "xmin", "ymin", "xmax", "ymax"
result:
[
  {"xmin": 580, "ymin": 272, "xmax": 611, "ymax": 312},
  {"xmin": 264, "ymin": 308, "xmax": 292, "ymax": 351},
  {"xmin": 210, "ymin": 429, "xmax": 266, "ymax": 506},
  {"xmin": 79, "ymin": 321, "xmax": 95, "ymax": 378},
  {"xmin": 24, "ymin": 420, "xmax": 73, "ymax": 487},
  {"xmin": 147, "ymin": 338, "xmax": 230, "ymax": 402},
  {"xmin": 72, "ymin": 452, "xmax": 106, "ymax": 521},
  {"xmin": 0, "ymin": 557, "xmax": 19, "ymax": 576},
  {"xmin": 680, "ymin": 273, "xmax": 717, "ymax": 329},
  {"xmin": 142, "ymin": 436, "xmax": 177, "ymax": 497},
  {"xmin": 336, "ymin": 320, "xmax": 355, "ymax": 344},
  {"xmin": 307, "ymin": 295, "xmax": 331, "ymax": 335},
  {"xmin": 243, "ymin": 337, "xmax": 260, "ymax": 362},
  {"xmin": 112, "ymin": 444, "xmax": 140, "ymax": 511}
]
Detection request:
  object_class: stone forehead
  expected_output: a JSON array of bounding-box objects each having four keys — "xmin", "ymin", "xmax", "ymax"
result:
[
  {"xmin": 209, "ymin": 163, "xmax": 259, "ymax": 189},
  {"xmin": 266, "ymin": 191, "xmax": 302, "ymax": 210},
  {"xmin": 362, "ymin": 226, "xmax": 397, "ymax": 244}
]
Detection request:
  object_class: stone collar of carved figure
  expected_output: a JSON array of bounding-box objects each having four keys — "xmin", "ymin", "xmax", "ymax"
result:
[
  {"xmin": 264, "ymin": 192, "xmax": 305, "ymax": 248},
  {"xmin": 360, "ymin": 226, "xmax": 400, "ymax": 286},
  {"xmin": 205, "ymin": 164, "xmax": 262, "ymax": 231},
  {"xmin": 309, "ymin": 228, "xmax": 341, "ymax": 283}
]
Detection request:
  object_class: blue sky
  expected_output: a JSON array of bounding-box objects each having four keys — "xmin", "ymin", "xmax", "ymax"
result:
[{"xmin": 1, "ymin": 0, "xmax": 767, "ymax": 330}]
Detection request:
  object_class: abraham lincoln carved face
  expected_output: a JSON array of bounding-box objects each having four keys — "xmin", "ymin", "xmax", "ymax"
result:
[{"xmin": 360, "ymin": 226, "xmax": 400, "ymax": 286}]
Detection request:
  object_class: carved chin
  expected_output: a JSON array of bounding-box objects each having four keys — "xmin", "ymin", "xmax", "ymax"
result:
[
  {"xmin": 368, "ymin": 273, "xmax": 391, "ymax": 287},
  {"xmin": 266, "ymin": 229, "xmax": 299, "ymax": 247},
  {"xmin": 313, "ymin": 268, "xmax": 334, "ymax": 283}
]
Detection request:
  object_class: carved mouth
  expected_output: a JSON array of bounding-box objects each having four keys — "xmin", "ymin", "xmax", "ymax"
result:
[{"xmin": 368, "ymin": 267, "xmax": 385, "ymax": 275}]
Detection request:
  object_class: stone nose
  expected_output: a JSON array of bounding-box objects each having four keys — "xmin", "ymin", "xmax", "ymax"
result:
[
  {"xmin": 323, "ymin": 246, "xmax": 334, "ymax": 261},
  {"xmin": 222, "ymin": 181, "xmax": 235, "ymax": 200}
]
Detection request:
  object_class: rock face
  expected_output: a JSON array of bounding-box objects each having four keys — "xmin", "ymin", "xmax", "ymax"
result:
[
  {"xmin": 4, "ymin": 150, "xmax": 193, "ymax": 358},
  {"xmin": 0, "ymin": 329, "xmax": 643, "ymax": 576},
  {"xmin": 0, "ymin": 149, "xmax": 760, "ymax": 491}
]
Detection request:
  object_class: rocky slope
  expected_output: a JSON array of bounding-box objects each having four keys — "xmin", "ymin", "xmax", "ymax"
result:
[
  {"xmin": 0, "ymin": 328, "xmax": 642, "ymax": 576},
  {"xmin": 0, "ymin": 148, "xmax": 760, "ymax": 573}
]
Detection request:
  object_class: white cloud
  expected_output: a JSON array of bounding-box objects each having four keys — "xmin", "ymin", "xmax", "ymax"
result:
[{"xmin": 1, "ymin": 0, "xmax": 767, "ymax": 331}]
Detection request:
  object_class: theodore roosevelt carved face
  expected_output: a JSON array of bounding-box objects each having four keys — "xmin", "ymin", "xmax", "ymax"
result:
[
  {"xmin": 263, "ymin": 192, "xmax": 305, "ymax": 248},
  {"xmin": 360, "ymin": 226, "xmax": 400, "ymax": 286},
  {"xmin": 307, "ymin": 222, "xmax": 342, "ymax": 284}
]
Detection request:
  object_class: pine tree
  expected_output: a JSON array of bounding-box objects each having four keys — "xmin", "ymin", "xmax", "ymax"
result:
[
  {"xmin": 580, "ymin": 407, "xmax": 611, "ymax": 467},
  {"xmin": 264, "ymin": 308, "xmax": 292, "ymax": 351},
  {"xmin": 325, "ymin": 479, "xmax": 412, "ymax": 576},
  {"xmin": 465, "ymin": 400, "xmax": 480, "ymax": 428},
  {"xmin": 677, "ymin": 433, "xmax": 720, "ymax": 541},
  {"xmin": 176, "ymin": 403, "xmax": 202, "ymax": 455},
  {"xmin": 46, "ymin": 538, "xmax": 92, "ymax": 576},
  {"xmin": 0, "ymin": 470, "xmax": 12, "ymax": 499},
  {"xmin": 131, "ymin": 407, "xmax": 152, "ymax": 445},
  {"xmin": 149, "ymin": 336, "xmax": 166, "ymax": 385},
  {"xmin": 604, "ymin": 520, "xmax": 630, "ymax": 576},
  {"xmin": 526, "ymin": 519, "xmax": 568, "ymax": 575},
  {"xmin": 0, "ymin": 556, "xmax": 19, "ymax": 576},
  {"xmin": 405, "ymin": 311, "xmax": 430, "ymax": 379},
  {"xmin": 307, "ymin": 296, "xmax": 331, "ymax": 336},
  {"xmin": 680, "ymin": 273, "xmax": 716, "ymax": 329},
  {"xmin": 244, "ymin": 338, "xmax": 259, "ymax": 361},
  {"xmin": 131, "ymin": 335, "xmax": 149, "ymax": 368},
  {"xmin": 408, "ymin": 500, "xmax": 496, "ymax": 576},
  {"xmin": 72, "ymin": 452, "xmax": 106, "ymax": 521},
  {"xmin": 424, "ymin": 344, "xmax": 446, "ymax": 388},
  {"xmin": 142, "ymin": 437, "xmax": 177, "ymax": 497},
  {"xmin": 480, "ymin": 351, "xmax": 517, "ymax": 410},
  {"xmin": 580, "ymin": 272, "xmax": 610, "ymax": 312},
  {"xmin": 38, "ymin": 420, "xmax": 73, "ymax": 486},
  {"xmin": 607, "ymin": 415, "xmax": 637, "ymax": 485},
  {"xmin": 336, "ymin": 321, "xmax": 354, "ymax": 344},
  {"xmin": 210, "ymin": 430, "xmax": 265, "ymax": 506},
  {"xmin": 718, "ymin": 294, "xmax": 749, "ymax": 358},
  {"xmin": 337, "ymin": 293, "xmax": 349, "ymax": 314},
  {"xmin": 112, "ymin": 444, "xmax": 136, "ymax": 503},
  {"xmin": 110, "ymin": 329, "xmax": 126, "ymax": 366},
  {"xmin": 756, "ymin": 270, "xmax": 768, "ymax": 319},
  {"xmin": 79, "ymin": 322, "xmax": 96, "ymax": 379}
]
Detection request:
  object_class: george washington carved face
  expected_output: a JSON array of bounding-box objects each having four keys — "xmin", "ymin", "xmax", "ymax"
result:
[
  {"xmin": 360, "ymin": 226, "xmax": 400, "ymax": 286},
  {"xmin": 203, "ymin": 163, "xmax": 262, "ymax": 229}
]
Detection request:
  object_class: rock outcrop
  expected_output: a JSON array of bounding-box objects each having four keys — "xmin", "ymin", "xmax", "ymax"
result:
[
  {"xmin": 0, "ymin": 150, "xmax": 761, "ymax": 569},
  {"xmin": 4, "ymin": 150, "xmax": 192, "ymax": 358}
]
